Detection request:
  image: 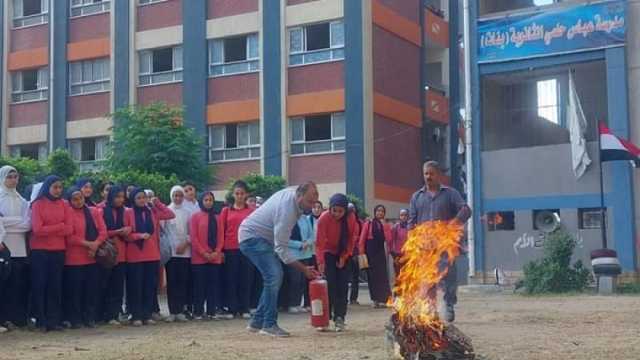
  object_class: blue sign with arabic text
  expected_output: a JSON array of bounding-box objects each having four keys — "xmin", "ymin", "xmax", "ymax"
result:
[{"xmin": 478, "ymin": 1, "xmax": 625, "ymax": 63}]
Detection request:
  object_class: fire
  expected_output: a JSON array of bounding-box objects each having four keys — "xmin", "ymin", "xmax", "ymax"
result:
[
  {"xmin": 494, "ymin": 213, "xmax": 503, "ymax": 225},
  {"xmin": 389, "ymin": 221, "xmax": 464, "ymax": 349}
]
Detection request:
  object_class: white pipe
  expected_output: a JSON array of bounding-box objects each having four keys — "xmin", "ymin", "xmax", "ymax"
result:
[{"xmin": 462, "ymin": 0, "xmax": 475, "ymax": 279}]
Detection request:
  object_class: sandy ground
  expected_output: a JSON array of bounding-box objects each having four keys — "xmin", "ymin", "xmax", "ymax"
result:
[{"xmin": 1, "ymin": 289, "xmax": 639, "ymax": 360}]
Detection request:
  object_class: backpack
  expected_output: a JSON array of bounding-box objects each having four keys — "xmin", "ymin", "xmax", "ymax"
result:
[{"xmin": 95, "ymin": 239, "xmax": 118, "ymax": 269}]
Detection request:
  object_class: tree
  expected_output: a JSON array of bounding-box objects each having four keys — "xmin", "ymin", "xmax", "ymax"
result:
[
  {"xmin": 47, "ymin": 149, "xmax": 78, "ymax": 180},
  {"xmin": 107, "ymin": 103, "xmax": 211, "ymax": 187},
  {"xmin": 224, "ymin": 172, "xmax": 287, "ymax": 204}
]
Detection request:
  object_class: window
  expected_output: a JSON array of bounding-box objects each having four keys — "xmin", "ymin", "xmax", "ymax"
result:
[
  {"xmin": 70, "ymin": 0, "xmax": 110, "ymax": 17},
  {"xmin": 10, "ymin": 143, "xmax": 48, "ymax": 161},
  {"xmin": 139, "ymin": 46, "xmax": 183, "ymax": 86},
  {"xmin": 487, "ymin": 211, "xmax": 515, "ymax": 231},
  {"xmin": 208, "ymin": 122, "xmax": 261, "ymax": 163},
  {"xmin": 289, "ymin": 20, "xmax": 344, "ymax": 66},
  {"xmin": 13, "ymin": 0, "xmax": 49, "ymax": 28},
  {"xmin": 290, "ymin": 113, "xmax": 345, "ymax": 155},
  {"xmin": 138, "ymin": 0, "xmax": 166, "ymax": 5},
  {"xmin": 209, "ymin": 34, "xmax": 259, "ymax": 77},
  {"xmin": 537, "ymin": 79, "xmax": 559, "ymax": 125},
  {"xmin": 11, "ymin": 68, "xmax": 49, "ymax": 103},
  {"xmin": 69, "ymin": 137, "xmax": 108, "ymax": 163},
  {"xmin": 579, "ymin": 208, "xmax": 606, "ymax": 230},
  {"xmin": 69, "ymin": 58, "xmax": 110, "ymax": 95}
]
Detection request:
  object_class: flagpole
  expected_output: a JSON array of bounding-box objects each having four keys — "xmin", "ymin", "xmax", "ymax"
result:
[{"xmin": 597, "ymin": 123, "xmax": 608, "ymax": 249}]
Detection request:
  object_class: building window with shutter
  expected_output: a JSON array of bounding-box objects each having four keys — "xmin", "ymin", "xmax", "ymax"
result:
[
  {"xmin": 69, "ymin": 58, "xmax": 111, "ymax": 96},
  {"xmin": 208, "ymin": 122, "xmax": 261, "ymax": 163},
  {"xmin": 208, "ymin": 33, "xmax": 260, "ymax": 77},
  {"xmin": 70, "ymin": 0, "xmax": 110, "ymax": 18},
  {"xmin": 10, "ymin": 143, "xmax": 48, "ymax": 161},
  {"xmin": 12, "ymin": 0, "xmax": 49, "ymax": 28},
  {"xmin": 11, "ymin": 67, "xmax": 49, "ymax": 103},
  {"xmin": 138, "ymin": 46, "xmax": 183, "ymax": 86},
  {"xmin": 290, "ymin": 112, "xmax": 345, "ymax": 155},
  {"xmin": 68, "ymin": 137, "xmax": 108, "ymax": 171},
  {"xmin": 289, "ymin": 20, "xmax": 344, "ymax": 67}
]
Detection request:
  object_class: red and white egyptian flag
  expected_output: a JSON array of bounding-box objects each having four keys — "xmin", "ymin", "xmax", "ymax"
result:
[{"xmin": 600, "ymin": 122, "xmax": 640, "ymax": 167}]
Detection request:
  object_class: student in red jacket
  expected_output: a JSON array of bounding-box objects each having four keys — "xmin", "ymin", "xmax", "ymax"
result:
[
  {"xmin": 220, "ymin": 180, "xmax": 254, "ymax": 319},
  {"xmin": 62, "ymin": 186, "xmax": 108, "ymax": 328},
  {"xmin": 316, "ymin": 194, "xmax": 359, "ymax": 332},
  {"xmin": 124, "ymin": 188, "xmax": 175, "ymax": 326},
  {"xmin": 30, "ymin": 175, "xmax": 73, "ymax": 332},
  {"xmin": 190, "ymin": 191, "xmax": 224, "ymax": 320},
  {"xmin": 100, "ymin": 185, "xmax": 130, "ymax": 325},
  {"xmin": 75, "ymin": 178, "xmax": 97, "ymax": 207},
  {"xmin": 359, "ymin": 205, "xmax": 392, "ymax": 308}
]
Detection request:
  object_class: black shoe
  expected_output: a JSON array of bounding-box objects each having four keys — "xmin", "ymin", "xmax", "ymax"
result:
[
  {"xmin": 85, "ymin": 321, "xmax": 97, "ymax": 329},
  {"xmin": 70, "ymin": 323, "xmax": 83, "ymax": 330},
  {"xmin": 445, "ymin": 304, "xmax": 455, "ymax": 323},
  {"xmin": 47, "ymin": 325, "xmax": 65, "ymax": 332}
]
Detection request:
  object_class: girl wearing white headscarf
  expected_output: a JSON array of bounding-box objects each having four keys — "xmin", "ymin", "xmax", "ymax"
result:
[
  {"xmin": 0, "ymin": 166, "xmax": 32, "ymax": 329},
  {"xmin": 163, "ymin": 185, "xmax": 193, "ymax": 322}
]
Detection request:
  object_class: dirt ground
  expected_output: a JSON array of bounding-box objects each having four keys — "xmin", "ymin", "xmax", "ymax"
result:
[{"xmin": 1, "ymin": 289, "xmax": 639, "ymax": 360}]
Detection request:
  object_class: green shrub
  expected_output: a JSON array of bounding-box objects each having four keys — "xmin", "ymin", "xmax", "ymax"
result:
[
  {"xmin": 618, "ymin": 282, "xmax": 640, "ymax": 294},
  {"xmin": 347, "ymin": 194, "xmax": 369, "ymax": 219},
  {"xmin": 518, "ymin": 229, "xmax": 592, "ymax": 294},
  {"xmin": 0, "ymin": 156, "xmax": 46, "ymax": 196},
  {"xmin": 224, "ymin": 172, "xmax": 287, "ymax": 204},
  {"xmin": 69, "ymin": 170, "xmax": 179, "ymax": 204},
  {"xmin": 47, "ymin": 149, "xmax": 78, "ymax": 180}
]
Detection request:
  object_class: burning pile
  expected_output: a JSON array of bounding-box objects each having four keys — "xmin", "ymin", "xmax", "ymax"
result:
[{"xmin": 386, "ymin": 221, "xmax": 475, "ymax": 360}]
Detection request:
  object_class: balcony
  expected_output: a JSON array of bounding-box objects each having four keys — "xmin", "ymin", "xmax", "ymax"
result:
[
  {"xmin": 424, "ymin": 6, "xmax": 449, "ymax": 49},
  {"xmin": 425, "ymin": 86, "xmax": 449, "ymax": 124}
]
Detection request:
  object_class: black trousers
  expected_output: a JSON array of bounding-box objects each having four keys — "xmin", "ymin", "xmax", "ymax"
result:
[
  {"xmin": 0, "ymin": 257, "xmax": 30, "ymax": 327},
  {"xmin": 30, "ymin": 250, "xmax": 65, "ymax": 329},
  {"xmin": 224, "ymin": 250, "xmax": 250, "ymax": 314},
  {"xmin": 126, "ymin": 261, "xmax": 159, "ymax": 321},
  {"xmin": 166, "ymin": 257, "xmax": 190, "ymax": 315},
  {"xmin": 284, "ymin": 262, "xmax": 304, "ymax": 308},
  {"xmin": 192, "ymin": 264, "xmax": 221, "ymax": 316},
  {"xmin": 63, "ymin": 264, "xmax": 101, "ymax": 325},
  {"xmin": 324, "ymin": 253, "xmax": 350, "ymax": 320},
  {"xmin": 99, "ymin": 263, "xmax": 126, "ymax": 322},
  {"xmin": 348, "ymin": 256, "xmax": 360, "ymax": 302},
  {"xmin": 248, "ymin": 262, "xmax": 262, "ymax": 309}
]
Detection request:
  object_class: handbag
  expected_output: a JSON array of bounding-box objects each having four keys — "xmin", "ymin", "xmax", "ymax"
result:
[
  {"xmin": 159, "ymin": 222, "xmax": 176, "ymax": 265},
  {"xmin": 358, "ymin": 254, "xmax": 369, "ymax": 269},
  {"xmin": 95, "ymin": 239, "xmax": 118, "ymax": 269}
]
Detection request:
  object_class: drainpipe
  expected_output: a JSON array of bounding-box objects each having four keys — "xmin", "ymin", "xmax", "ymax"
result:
[{"xmin": 462, "ymin": 0, "xmax": 475, "ymax": 278}]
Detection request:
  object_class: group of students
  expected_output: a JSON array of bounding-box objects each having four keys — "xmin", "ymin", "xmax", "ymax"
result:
[{"xmin": 0, "ymin": 164, "xmax": 410, "ymax": 334}]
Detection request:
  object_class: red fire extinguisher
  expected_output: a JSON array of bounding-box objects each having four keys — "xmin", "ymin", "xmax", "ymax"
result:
[{"xmin": 309, "ymin": 279, "xmax": 329, "ymax": 330}]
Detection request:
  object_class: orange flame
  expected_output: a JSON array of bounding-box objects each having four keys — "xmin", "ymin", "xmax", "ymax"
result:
[
  {"xmin": 389, "ymin": 221, "xmax": 464, "ymax": 342},
  {"xmin": 494, "ymin": 213, "xmax": 503, "ymax": 226}
]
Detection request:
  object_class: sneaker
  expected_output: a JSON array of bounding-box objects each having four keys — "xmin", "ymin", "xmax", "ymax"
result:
[
  {"xmin": 119, "ymin": 313, "xmax": 131, "ymax": 323},
  {"xmin": 349, "ymin": 300, "xmax": 360, "ymax": 306},
  {"xmin": 175, "ymin": 314, "xmax": 189, "ymax": 322},
  {"xmin": 247, "ymin": 322, "xmax": 262, "ymax": 333},
  {"xmin": 165, "ymin": 315, "xmax": 176, "ymax": 323},
  {"xmin": 287, "ymin": 306, "xmax": 302, "ymax": 314},
  {"xmin": 300, "ymin": 307, "xmax": 310, "ymax": 313},
  {"xmin": 131, "ymin": 320, "xmax": 143, "ymax": 327},
  {"xmin": 259, "ymin": 325, "xmax": 291, "ymax": 338},
  {"xmin": 241, "ymin": 313, "xmax": 252, "ymax": 320},
  {"xmin": 107, "ymin": 320, "xmax": 121, "ymax": 326},
  {"xmin": 61, "ymin": 321, "xmax": 72, "ymax": 329},
  {"xmin": 334, "ymin": 317, "xmax": 346, "ymax": 332},
  {"xmin": 249, "ymin": 308, "xmax": 257, "ymax": 315},
  {"xmin": 151, "ymin": 312, "xmax": 164, "ymax": 322},
  {"xmin": 144, "ymin": 319, "xmax": 157, "ymax": 326},
  {"xmin": 215, "ymin": 310, "xmax": 234, "ymax": 320},
  {"xmin": 0, "ymin": 326, "xmax": 7, "ymax": 334},
  {"xmin": 3, "ymin": 322, "xmax": 17, "ymax": 331},
  {"xmin": 193, "ymin": 315, "xmax": 204, "ymax": 321},
  {"xmin": 444, "ymin": 304, "xmax": 455, "ymax": 323}
]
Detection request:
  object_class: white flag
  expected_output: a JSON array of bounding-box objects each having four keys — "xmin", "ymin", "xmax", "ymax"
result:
[{"xmin": 568, "ymin": 71, "xmax": 592, "ymax": 179}]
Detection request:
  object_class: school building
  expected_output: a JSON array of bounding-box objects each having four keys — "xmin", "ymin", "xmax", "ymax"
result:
[
  {"xmin": 470, "ymin": 0, "xmax": 639, "ymax": 282},
  {"xmin": 0, "ymin": 0, "xmax": 461, "ymax": 216}
]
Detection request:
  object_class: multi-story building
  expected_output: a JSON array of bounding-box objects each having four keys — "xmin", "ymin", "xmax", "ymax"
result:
[
  {"xmin": 470, "ymin": 0, "xmax": 639, "ymax": 281},
  {"xmin": 0, "ymin": 0, "xmax": 462, "ymax": 216}
]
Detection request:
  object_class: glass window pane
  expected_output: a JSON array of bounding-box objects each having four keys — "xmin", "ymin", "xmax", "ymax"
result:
[
  {"xmin": 210, "ymin": 126, "xmax": 224, "ymax": 149},
  {"xmin": 225, "ymin": 124, "xmax": 238, "ymax": 149},
  {"xmin": 334, "ymin": 140, "xmax": 345, "ymax": 151},
  {"xmin": 173, "ymin": 46, "xmax": 183, "ymax": 70},
  {"xmin": 291, "ymin": 143, "xmax": 305, "ymax": 155},
  {"xmin": 210, "ymin": 150, "xmax": 224, "ymax": 162},
  {"xmin": 291, "ymin": 118, "xmax": 304, "ymax": 142},
  {"xmin": 82, "ymin": 61, "xmax": 93, "ymax": 82},
  {"xmin": 70, "ymin": 62, "xmax": 82, "ymax": 84},
  {"xmin": 237, "ymin": 124, "xmax": 249, "ymax": 147},
  {"xmin": 224, "ymin": 36, "xmax": 247, "ymax": 63},
  {"xmin": 305, "ymin": 50, "xmax": 331, "ymax": 64},
  {"xmin": 248, "ymin": 34, "xmax": 259, "ymax": 60},
  {"xmin": 22, "ymin": 70, "xmax": 38, "ymax": 91},
  {"xmin": 289, "ymin": 54, "xmax": 303, "ymax": 66},
  {"xmin": 332, "ymin": 48, "xmax": 345, "ymax": 60},
  {"xmin": 306, "ymin": 141, "xmax": 332, "ymax": 153},
  {"xmin": 13, "ymin": 0, "xmax": 23, "ymax": 18},
  {"xmin": 225, "ymin": 148, "xmax": 250, "ymax": 160},
  {"xmin": 38, "ymin": 67, "xmax": 48, "ymax": 89},
  {"xmin": 92, "ymin": 59, "xmax": 103, "ymax": 81},
  {"xmin": 103, "ymin": 58, "xmax": 110, "ymax": 79},
  {"xmin": 69, "ymin": 140, "xmax": 82, "ymax": 161},
  {"xmin": 289, "ymin": 28, "xmax": 303, "ymax": 53},
  {"xmin": 306, "ymin": 23, "xmax": 330, "ymax": 51},
  {"xmin": 12, "ymin": 72, "xmax": 21, "ymax": 92},
  {"xmin": 330, "ymin": 21, "xmax": 344, "ymax": 47},
  {"xmin": 210, "ymin": 39, "xmax": 224, "ymax": 64},
  {"xmin": 139, "ymin": 51, "xmax": 151, "ymax": 74},
  {"xmin": 332, "ymin": 112, "xmax": 345, "ymax": 138},
  {"xmin": 250, "ymin": 122, "xmax": 260, "ymax": 145},
  {"xmin": 152, "ymin": 48, "xmax": 173, "ymax": 73}
]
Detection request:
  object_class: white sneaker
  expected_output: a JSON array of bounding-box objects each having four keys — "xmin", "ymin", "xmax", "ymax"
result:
[
  {"xmin": 287, "ymin": 306, "xmax": 302, "ymax": 314},
  {"xmin": 131, "ymin": 320, "xmax": 143, "ymax": 327},
  {"xmin": 107, "ymin": 320, "xmax": 121, "ymax": 326},
  {"xmin": 144, "ymin": 319, "xmax": 157, "ymax": 326},
  {"xmin": 165, "ymin": 315, "xmax": 176, "ymax": 323},
  {"xmin": 0, "ymin": 326, "xmax": 8, "ymax": 334},
  {"xmin": 151, "ymin": 312, "xmax": 164, "ymax": 322},
  {"xmin": 176, "ymin": 314, "xmax": 189, "ymax": 322},
  {"xmin": 242, "ymin": 313, "xmax": 252, "ymax": 320}
]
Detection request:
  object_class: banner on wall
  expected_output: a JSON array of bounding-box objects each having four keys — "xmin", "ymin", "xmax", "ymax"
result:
[{"xmin": 478, "ymin": 0, "xmax": 625, "ymax": 63}]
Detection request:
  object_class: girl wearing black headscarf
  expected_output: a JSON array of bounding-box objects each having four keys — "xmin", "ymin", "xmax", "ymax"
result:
[
  {"xmin": 316, "ymin": 194, "xmax": 359, "ymax": 332},
  {"xmin": 100, "ymin": 185, "xmax": 130, "ymax": 325},
  {"xmin": 124, "ymin": 187, "xmax": 175, "ymax": 326},
  {"xmin": 30, "ymin": 175, "xmax": 73, "ymax": 331},
  {"xmin": 62, "ymin": 187, "xmax": 108, "ymax": 328},
  {"xmin": 75, "ymin": 178, "xmax": 96, "ymax": 207},
  {"xmin": 358, "ymin": 205, "xmax": 392, "ymax": 308},
  {"xmin": 189, "ymin": 191, "xmax": 224, "ymax": 320}
]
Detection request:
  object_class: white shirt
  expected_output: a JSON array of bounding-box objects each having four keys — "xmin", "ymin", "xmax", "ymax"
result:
[
  {"xmin": 0, "ymin": 187, "xmax": 31, "ymax": 258},
  {"xmin": 166, "ymin": 203, "xmax": 195, "ymax": 258}
]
